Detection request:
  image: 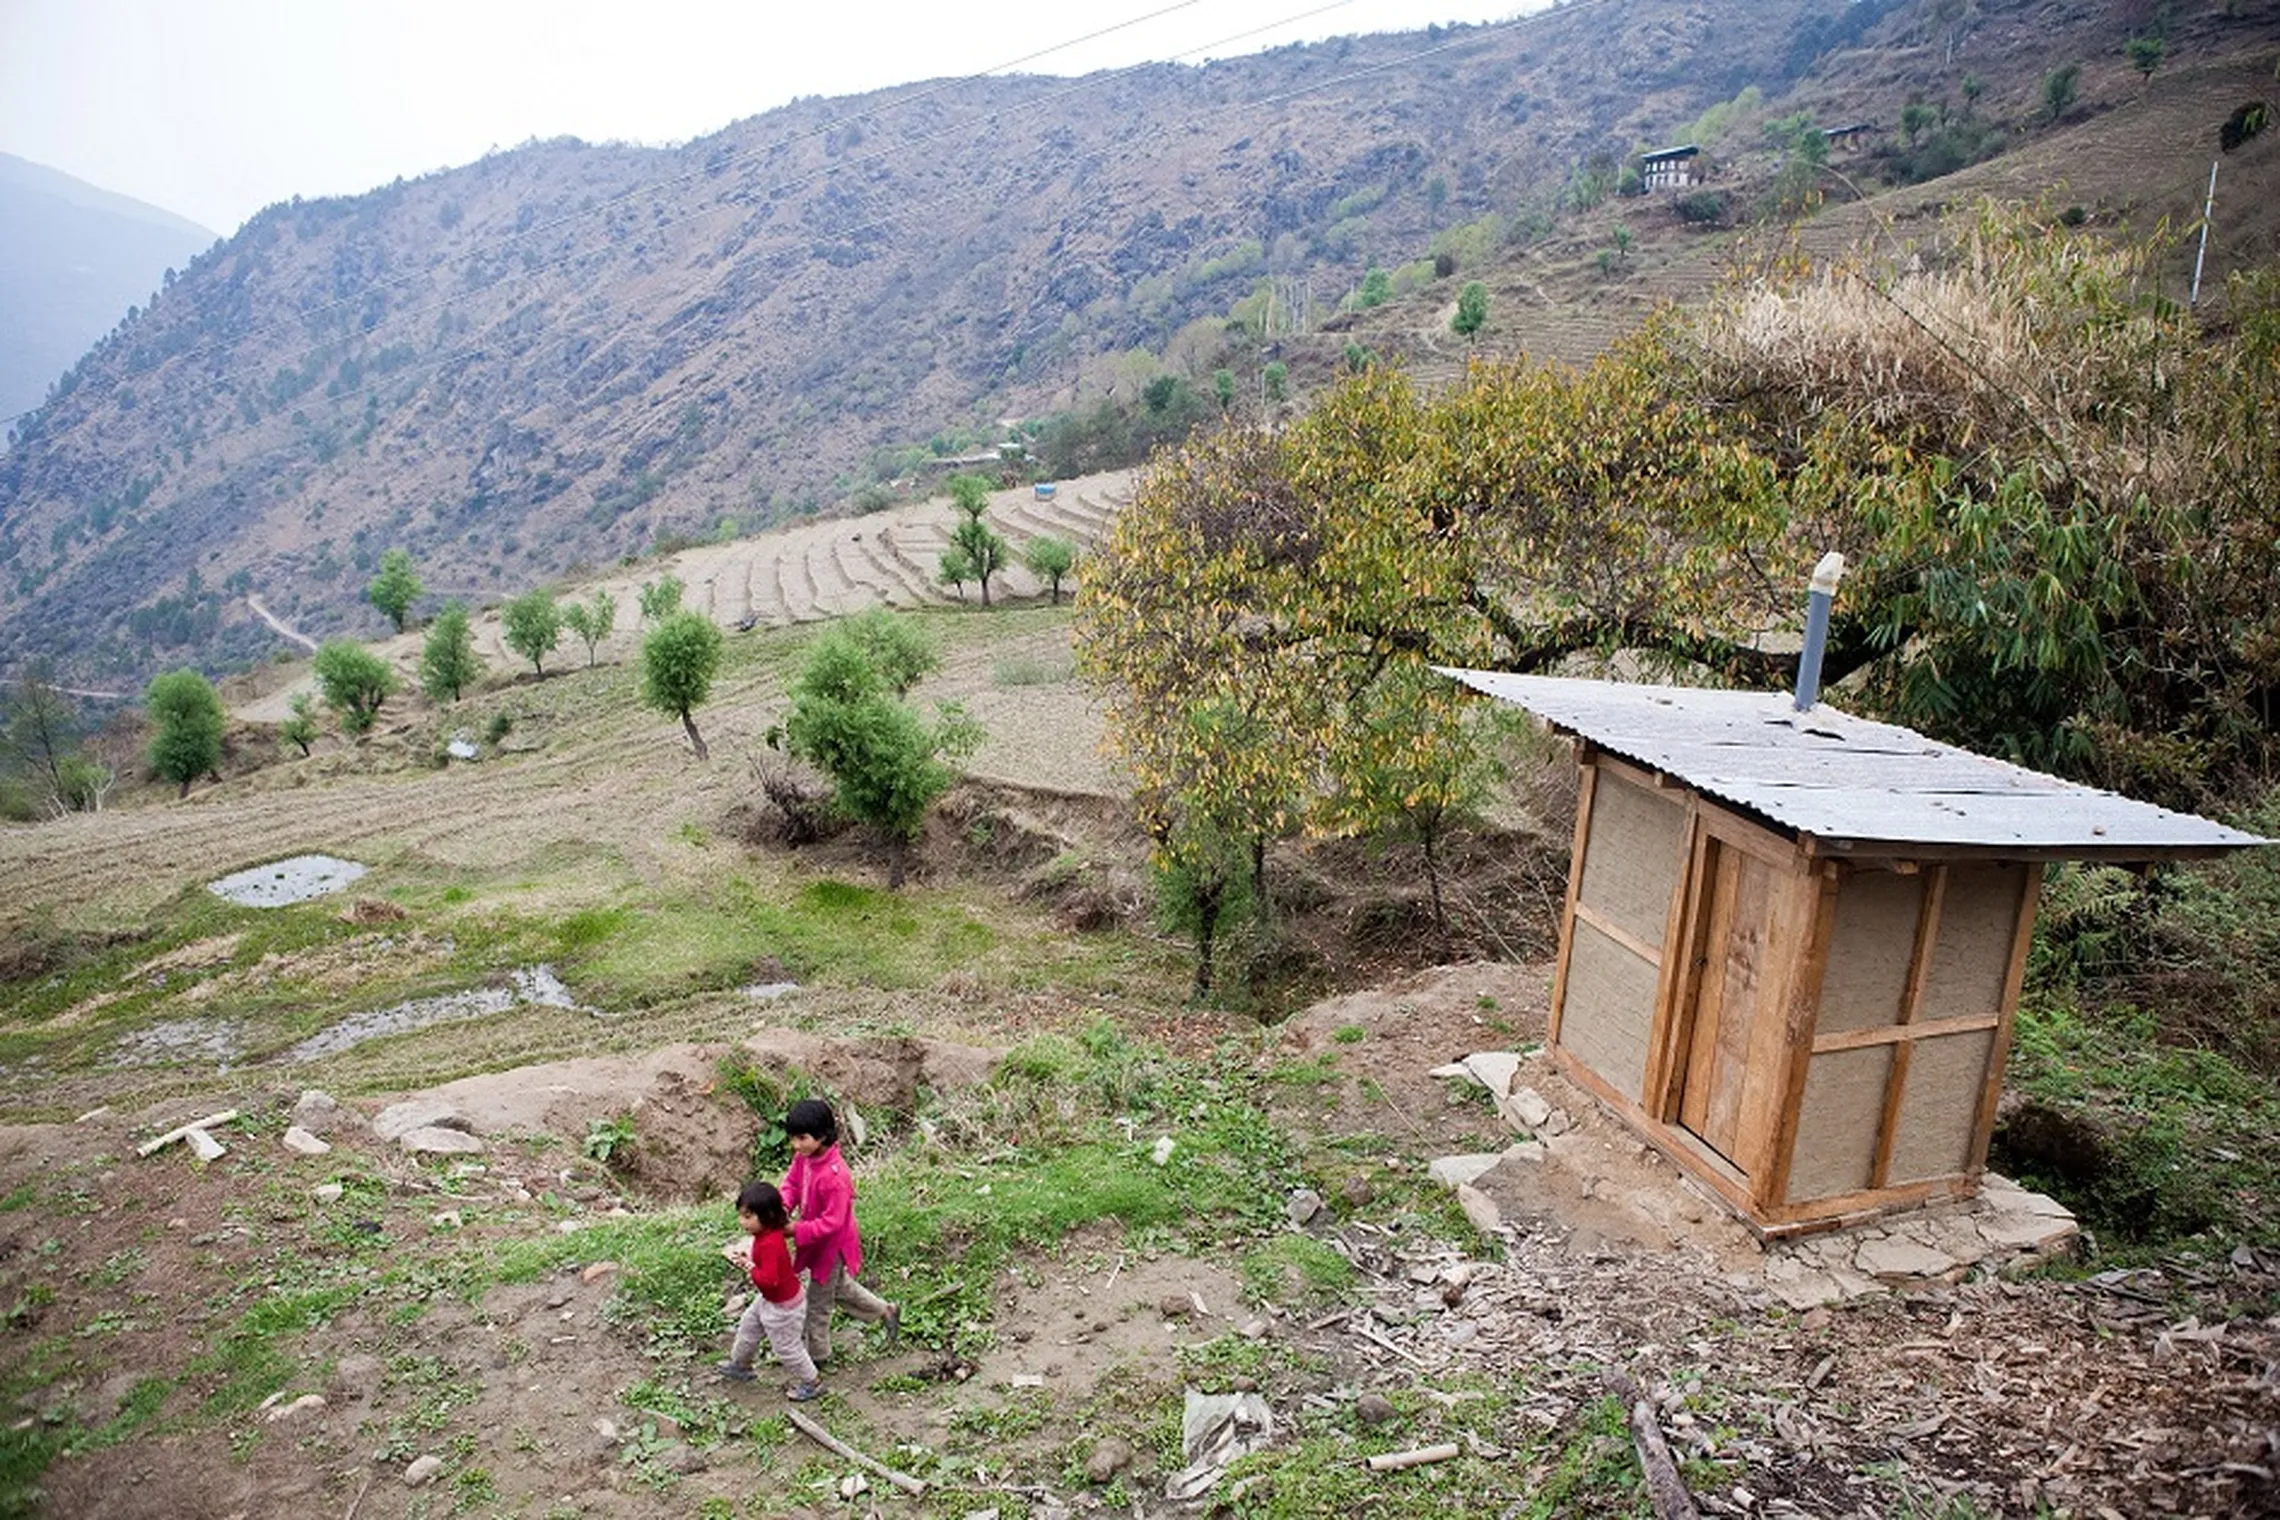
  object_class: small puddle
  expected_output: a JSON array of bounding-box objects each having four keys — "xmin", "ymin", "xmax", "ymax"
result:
[
  {"xmin": 282, "ymin": 965, "xmax": 584, "ymax": 1063},
  {"xmin": 208, "ymin": 855, "xmax": 367, "ymax": 908}
]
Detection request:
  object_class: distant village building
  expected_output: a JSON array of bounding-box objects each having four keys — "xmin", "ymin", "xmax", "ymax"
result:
[
  {"xmin": 1639, "ymin": 144, "xmax": 1701, "ymax": 192},
  {"xmin": 1822, "ymin": 122, "xmax": 1876, "ymax": 153}
]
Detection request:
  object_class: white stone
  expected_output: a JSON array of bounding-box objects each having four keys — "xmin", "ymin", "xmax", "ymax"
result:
[
  {"xmin": 1978, "ymin": 1212, "xmax": 2078, "ymax": 1252},
  {"xmin": 312, "ymin": 1183, "xmax": 344, "ymax": 1203},
  {"xmin": 403, "ymin": 1454, "xmax": 444, "ymax": 1487},
  {"xmin": 184, "ymin": 1127, "xmax": 226, "ymax": 1161},
  {"xmin": 282, "ymin": 1126, "xmax": 331, "ymax": 1156},
  {"xmin": 265, "ymin": 1393, "xmax": 327, "ymax": 1423},
  {"xmin": 1508, "ymin": 1087, "xmax": 1554, "ymax": 1129},
  {"xmin": 1455, "ymin": 1183, "xmax": 1502, "ymax": 1236},
  {"xmin": 1460, "ymin": 1051, "xmax": 1523, "ymax": 1097},
  {"xmin": 1855, "ymin": 1236, "xmax": 1958, "ymax": 1279},
  {"xmin": 399, "ymin": 1126, "xmax": 485, "ymax": 1156},
  {"xmin": 1427, "ymin": 1062, "xmax": 1476, "ymax": 1083},
  {"xmin": 1428, "ymin": 1154, "xmax": 1504, "ymax": 1189},
  {"xmin": 1150, "ymin": 1136, "xmax": 1176, "ymax": 1166}
]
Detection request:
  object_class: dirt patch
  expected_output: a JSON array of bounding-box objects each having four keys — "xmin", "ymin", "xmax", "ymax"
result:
[{"xmin": 408, "ymin": 1032, "xmax": 1004, "ymax": 1202}]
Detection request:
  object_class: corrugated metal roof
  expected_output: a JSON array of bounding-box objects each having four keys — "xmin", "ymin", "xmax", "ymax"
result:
[{"xmin": 1439, "ymin": 670, "xmax": 2270, "ymax": 857}]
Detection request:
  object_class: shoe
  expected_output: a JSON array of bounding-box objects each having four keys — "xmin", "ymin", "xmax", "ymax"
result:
[
  {"xmin": 715, "ymin": 1360, "xmax": 755, "ymax": 1383},
  {"xmin": 786, "ymin": 1380, "xmax": 822, "ymax": 1402},
  {"xmin": 881, "ymin": 1304, "xmax": 902, "ymax": 1351}
]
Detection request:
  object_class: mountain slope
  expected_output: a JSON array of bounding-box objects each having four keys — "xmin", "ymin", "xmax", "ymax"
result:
[
  {"xmin": 2, "ymin": 0, "xmax": 2276, "ymax": 691},
  {"xmin": 0, "ymin": 153, "xmax": 216, "ymax": 424}
]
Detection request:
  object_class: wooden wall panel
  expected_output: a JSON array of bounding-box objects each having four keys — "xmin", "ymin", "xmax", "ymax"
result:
[
  {"xmin": 1561, "ymin": 921, "xmax": 1660, "ymax": 1100},
  {"xmin": 1887, "ymin": 1030, "xmax": 1998, "ymax": 1182},
  {"xmin": 1920, "ymin": 863, "xmax": 2031, "ymax": 1021},
  {"xmin": 1787, "ymin": 1046, "xmax": 1894, "ymax": 1200},
  {"xmin": 1816, "ymin": 870, "xmax": 1924, "ymax": 1034},
  {"xmin": 1576, "ymin": 774, "xmax": 1686, "ymax": 951}
]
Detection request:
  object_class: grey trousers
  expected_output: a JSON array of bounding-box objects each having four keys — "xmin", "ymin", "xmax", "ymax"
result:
[
  {"xmin": 730, "ymin": 1288, "xmax": 817, "ymax": 1385},
  {"xmin": 804, "ymin": 1261, "xmax": 890, "ymax": 1362}
]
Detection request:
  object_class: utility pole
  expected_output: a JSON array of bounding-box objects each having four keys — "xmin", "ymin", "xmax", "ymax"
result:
[{"xmin": 2190, "ymin": 158, "xmax": 2218, "ymax": 306}]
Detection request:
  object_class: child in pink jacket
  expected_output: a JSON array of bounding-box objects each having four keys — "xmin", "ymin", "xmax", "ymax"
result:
[{"xmin": 781, "ymin": 1097, "xmax": 900, "ymax": 1364}]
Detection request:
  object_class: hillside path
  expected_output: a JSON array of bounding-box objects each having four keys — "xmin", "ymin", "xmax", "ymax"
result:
[{"xmin": 245, "ymin": 594, "xmax": 319, "ymax": 653}]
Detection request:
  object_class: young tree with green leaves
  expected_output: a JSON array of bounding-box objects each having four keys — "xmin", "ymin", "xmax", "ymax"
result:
[
  {"xmin": 561, "ymin": 590, "xmax": 618, "ymax": 667},
  {"xmin": 366, "ymin": 548, "xmax": 422, "ymax": 633},
  {"xmin": 1263, "ymin": 361, "xmax": 1289, "ymax": 404},
  {"xmin": 1359, "ymin": 265, "xmax": 1392, "ymax": 308},
  {"xmin": 639, "ymin": 610, "xmax": 725, "ymax": 760},
  {"xmin": 2043, "ymin": 62, "xmax": 2081, "ymax": 120},
  {"xmin": 1022, "ymin": 536, "xmax": 1077, "ymax": 605},
  {"xmin": 638, "ymin": 575, "xmax": 685, "ymax": 625},
  {"xmin": 502, "ymin": 591, "xmax": 563, "ymax": 675},
  {"xmin": 772, "ymin": 619, "xmax": 980, "ymax": 888},
  {"xmin": 937, "ymin": 545, "xmax": 974, "ymax": 601},
  {"xmin": 312, "ymin": 640, "xmax": 396, "ymax": 734},
  {"xmin": 2124, "ymin": 35, "xmax": 2165, "ymax": 82},
  {"xmin": 945, "ymin": 475, "xmax": 1010, "ymax": 606},
  {"xmin": 420, "ymin": 602, "xmax": 481, "ymax": 702},
  {"xmin": 1213, "ymin": 369, "xmax": 1237, "ymax": 412},
  {"xmin": 840, "ymin": 608, "xmax": 940, "ymax": 696},
  {"xmin": 1452, "ymin": 281, "xmax": 1489, "ymax": 339},
  {"xmin": 143, "ymin": 668, "xmax": 226, "ymax": 798},
  {"xmin": 279, "ymin": 692, "xmax": 320, "ymax": 756}
]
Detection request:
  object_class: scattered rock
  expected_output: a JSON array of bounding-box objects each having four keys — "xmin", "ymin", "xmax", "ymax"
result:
[
  {"xmin": 581, "ymin": 1260, "xmax": 620, "ymax": 1284},
  {"xmin": 1459, "ymin": 1051, "xmax": 1522, "ymax": 1096},
  {"xmin": 402, "ymin": 1454, "xmax": 443, "ymax": 1487},
  {"xmin": 1232, "ymin": 1375, "xmax": 1259, "ymax": 1392},
  {"xmin": 1286, "ymin": 1188, "xmax": 1324, "ymax": 1226},
  {"xmin": 398, "ymin": 1126, "xmax": 485, "ymax": 1156},
  {"xmin": 659, "ymin": 1443, "xmax": 707, "ymax": 1475},
  {"xmin": 281, "ymin": 1125, "xmax": 331, "ymax": 1156},
  {"xmin": 1340, "ymin": 1175, "xmax": 1374, "ymax": 1209},
  {"xmin": 1149, "ymin": 1136, "xmax": 1176, "ymax": 1166},
  {"xmin": 372, "ymin": 1100, "xmax": 474, "ymax": 1144},
  {"xmin": 1238, "ymin": 1317, "xmax": 1270, "ymax": 1340},
  {"xmin": 1855, "ymin": 1236, "xmax": 1959, "ymax": 1280},
  {"xmin": 1428, "ymin": 1154, "xmax": 1503, "ymax": 1189},
  {"xmin": 1455, "ymin": 1183, "xmax": 1502, "ymax": 1236},
  {"xmin": 1507, "ymin": 1086, "xmax": 1554, "ymax": 1130},
  {"xmin": 292, "ymin": 1090, "xmax": 354, "ymax": 1134},
  {"xmin": 1355, "ymin": 1392, "xmax": 1398, "ymax": 1427},
  {"xmin": 1159, "ymin": 1295, "xmax": 1194, "ymax": 1320},
  {"xmin": 430, "ymin": 1210, "xmax": 462, "ymax": 1229},
  {"xmin": 1085, "ymin": 1436, "xmax": 1135, "ymax": 1482},
  {"xmin": 312, "ymin": 1183, "xmax": 344, "ymax": 1204},
  {"xmin": 264, "ymin": 1393, "xmax": 326, "ymax": 1423},
  {"xmin": 838, "ymin": 1474, "xmax": 870, "ymax": 1500}
]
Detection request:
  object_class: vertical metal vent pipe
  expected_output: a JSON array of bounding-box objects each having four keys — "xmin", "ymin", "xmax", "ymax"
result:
[{"xmin": 1793, "ymin": 551, "xmax": 1847, "ymax": 712}]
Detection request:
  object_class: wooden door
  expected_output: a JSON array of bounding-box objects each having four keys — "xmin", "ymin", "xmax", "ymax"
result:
[{"xmin": 1678, "ymin": 843, "xmax": 1776, "ymax": 1169}]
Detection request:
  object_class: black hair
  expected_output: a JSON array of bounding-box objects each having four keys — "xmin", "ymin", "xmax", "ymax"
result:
[
  {"xmin": 736, "ymin": 1179, "xmax": 788, "ymax": 1229},
  {"xmin": 784, "ymin": 1097, "xmax": 838, "ymax": 1146}
]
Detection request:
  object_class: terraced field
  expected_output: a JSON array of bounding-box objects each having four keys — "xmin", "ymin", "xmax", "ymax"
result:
[{"xmin": 236, "ymin": 470, "xmax": 1134, "ymax": 723}]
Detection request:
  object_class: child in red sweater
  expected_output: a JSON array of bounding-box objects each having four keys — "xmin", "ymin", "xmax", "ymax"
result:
[{"xmin": 717, "ymin": 1180, "xmax": 820, "ymax": 1400}]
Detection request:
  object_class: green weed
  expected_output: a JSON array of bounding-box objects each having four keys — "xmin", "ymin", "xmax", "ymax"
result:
[{"xmin": 1237, "ymin": 1235, "xmax": 1356, "ymax": 1308}]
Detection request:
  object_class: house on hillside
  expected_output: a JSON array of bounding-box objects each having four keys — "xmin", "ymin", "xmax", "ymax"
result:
[
  {"xmin": 1822, "ymin": 122, "xmax": 1876, "ymax": 153},
  {"xmin": 1439, "ymin": 669, "xmax": 2269, "ymax": 1237},
  {"xmin": 1639, "ymin": 144, "xmax": 1701, "ymax": 191}
]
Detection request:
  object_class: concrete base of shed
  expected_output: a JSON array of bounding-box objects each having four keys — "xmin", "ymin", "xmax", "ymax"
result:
[{"xmin": 1431, "ymin": 1048, "xmax": 2078, "ymax": 1309}]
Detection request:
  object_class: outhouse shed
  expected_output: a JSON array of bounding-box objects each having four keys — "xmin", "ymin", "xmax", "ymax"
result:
[{"xmin": 1440, "ymin": 670, "xmax": 2268, "ymax": 1236}]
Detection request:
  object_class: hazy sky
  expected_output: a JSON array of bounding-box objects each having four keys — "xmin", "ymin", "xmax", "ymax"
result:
[{"xmin": 1, "ymin": 0, "xmax": 1546, "ymax": 236}]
